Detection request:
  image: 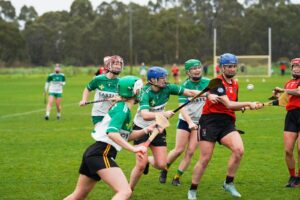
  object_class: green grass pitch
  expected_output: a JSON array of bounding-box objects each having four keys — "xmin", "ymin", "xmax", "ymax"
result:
[{"xmin": 0, "ymin": 69, "xmax": 299, "ymax": 199}]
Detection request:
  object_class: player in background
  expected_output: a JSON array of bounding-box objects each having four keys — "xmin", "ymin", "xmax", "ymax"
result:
[
  {"xmin": 79, "ymin": 55, "xmax": 123, "ymax": 127},
  {"xmin": 139, "ymin": 62, "xmax": 147, "ymax": 83},
  {"xmin": 171, "ymin": 63, "xmax": 180, "ymax": 84},
  {"xmin": 44, "ymin": 63, "xmax": 66, "ymax": 120},
  {"xmin": 129, "ymin": 66, "xmax": 218, "ymax": 191},
  {"xmin": 95, "ymin": 56, "xmax": 110, "ymax": 76},
  {"xmin": 64, "ymin": 76, "xmax": 157, "ymax": 200},
  {"xmin": 159, "ymin": 59, "xmax": 210, "ymax": 186},
  {"xmin": 187, "ymin": 53, "xmax": 262, "ymax": 200},
  {"xmin": 273, "ymin": 58, "xmax": 300, "ymax": 187}
]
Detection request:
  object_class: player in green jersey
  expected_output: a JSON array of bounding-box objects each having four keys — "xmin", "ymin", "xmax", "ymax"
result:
[
  {"xmin": 159, "ymin": 59, "xmax": 210, "ymax": 186},
  {"xmin": 129, "ymin": 66, "xmax": 219, "ymax": 190},
  {"xmin": 79, "ymin": 55, "xmax": 123, "ymax": 126},
  {"xmin": 64, "ymin": 76, "xmax": 159, "ymax": 200},
  {"xmin": 44, "ymin": 64, "xmax": 66, "ymax": 120}
]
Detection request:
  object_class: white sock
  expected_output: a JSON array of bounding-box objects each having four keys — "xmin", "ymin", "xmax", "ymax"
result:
[
  {"xmin": 46, "ymin": 111, "xmax": 50, "ymax": 116},
  {"xmin": 57, "ymin": 113, "xmax": 61, "ymax": 117}
]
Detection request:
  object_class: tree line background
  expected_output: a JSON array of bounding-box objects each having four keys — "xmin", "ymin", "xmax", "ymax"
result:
[{"xmin": 0, "ymin": 0, "xmax": 299, "ymax": 67}]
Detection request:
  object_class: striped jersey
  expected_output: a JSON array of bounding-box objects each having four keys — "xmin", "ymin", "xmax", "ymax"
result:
[
  {"xmin": 92, "ymin": 102, "xmax": 132, "ymax": 151},
  {"xmin": 46, "ymin": 73, "xmax": 65, "ymax": 93},
  {"xmin": 133, "ymin": 84, "xmax": 184, "ymax": 128},
  {"xmin": 87, "ymin": 74, "xmax": 119, "ymax": 117},
  {"xmin": 178, "ymin": 77, "xmax": 210, "ymax": 123}
]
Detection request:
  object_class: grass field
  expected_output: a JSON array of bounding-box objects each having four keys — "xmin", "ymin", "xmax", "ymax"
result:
[{"xmin": 0, "ymin": 69, "xmax": 299, "ymax": 200}]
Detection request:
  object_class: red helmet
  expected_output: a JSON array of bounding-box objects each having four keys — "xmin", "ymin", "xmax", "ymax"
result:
[
  {"xmin": 291, "ymin": 58, "xmax": 300, "ymax": 67},
  {"xmin": 107, "ymin": 55, "xmax": 124, "ymax": 75}
]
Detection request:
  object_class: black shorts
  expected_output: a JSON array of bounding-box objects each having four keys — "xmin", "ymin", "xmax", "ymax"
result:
[
  {"xmin": 133, "ymin": 124, "xmax": 167, "ymax": 146},
  {"xmin": 198, "ymin": 114, "xmax": 236, "ymax": 144},
  {"xmin": 79, "ymin": 142, "xmax": 118, "ymax": 181},
  {"xmin": 284, "ymin": 109, "xmax": 300, "ymax": 132},
  {"xmin": 177, "ymin": 119, "xmax": 194, "ymax": 132}
]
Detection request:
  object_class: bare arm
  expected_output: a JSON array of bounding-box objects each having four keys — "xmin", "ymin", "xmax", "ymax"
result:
[
  {"xmin": 218, "ymin": 95, "xmax": 257, "ymax": 111},
  {"xmin": 128, "ymin": 124, "xmax": 156, "ymax": 141},
  {"xmin": 180, "ymin": 105, "xmax": 198, "ymax": 129},
  {"xmin": 108, "ymin": 133, "xmax": 147, "ymax": 154},
  {"xmin": 182, "ymin": 89, "xmax": 200, "ymax": 97},
  {"xmin": 79, "ymin": 88, "xmax": 90, "ymax": 106},
  {"xmin": 275, "ymin": 86, "xmax": 300, "ymax": 96},
  {"xmin": 141, "ymin": 109, "xmax": 174, "ymax": 120}
]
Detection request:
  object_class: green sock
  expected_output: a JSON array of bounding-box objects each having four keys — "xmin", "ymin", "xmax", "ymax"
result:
[{"xmin": 174, "ymin": 169, "xmax": 184, "ymax": 179}]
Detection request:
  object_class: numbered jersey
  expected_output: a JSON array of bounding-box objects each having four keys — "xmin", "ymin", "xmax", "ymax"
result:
[
  {"xmin": 46, "ymin": 73, "xmax": 65, "ymax": 93},
  {"xmin": 178, "ymin": 78, "xmax": 210, "ymax": 123},
  {"xmin": 87, "ymin": 74, "xmax": 119, "ymax": 117},
  {"xmin": 92, "ymin": 102, "xmax": 132, "ymax": 151},
  {"xmin": 133, "ymin": 84, "xmax": 184, "ymax": 128}
]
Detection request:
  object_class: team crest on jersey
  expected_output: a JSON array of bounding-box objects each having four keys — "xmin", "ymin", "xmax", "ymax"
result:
[
  {"xmin": 99, "ymin": 84, "xmax": 104, "ymax": 90},
  {"xmin": 150, "ymin": 100, "xmax": 156, "ymax": 106},
  {"xmin": 217, "ymin": 87, "xmax": 224, "ymax": 93}
]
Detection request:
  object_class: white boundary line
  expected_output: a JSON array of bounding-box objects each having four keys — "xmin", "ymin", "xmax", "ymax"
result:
[{"xmin": 0, "ymin": 103, "xmax": 78, "ymax": 120}]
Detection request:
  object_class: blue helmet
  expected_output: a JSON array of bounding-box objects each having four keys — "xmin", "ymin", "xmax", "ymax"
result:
[
  {"xmin": 147, "ymin": 66, "xmax": 168, "ymax": 81},
  {"xmin": 219, "ymin": 53, "xmax": 238, "ymax": 66}
]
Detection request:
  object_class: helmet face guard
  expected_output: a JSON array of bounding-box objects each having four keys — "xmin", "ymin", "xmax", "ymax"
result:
[
  {"xmin": 219, "ymin": 53, "xmax": 238, "ymax": 78},
  {"xmin": 147, "ymin": 66, "xmax": 168, "ymax": 88},
  {"xmin": 291, "ymin": 58, "xmax": 300, "ymax": 79},
  {"xmin": 184, "ymin": 59, "xmax": 202, "ymax": 81},
  {"xmin": 108, "ymin": 55, "xmax": 124, "ymax": 75}
]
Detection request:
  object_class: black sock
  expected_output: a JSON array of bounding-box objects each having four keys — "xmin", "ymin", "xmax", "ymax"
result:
[
  {"xmin": 226, "ymin": 176, "xmax": 234, "ymax": 183},
  {"xmin": 190, "ymin": 183, "xmax": 198, "ymax": 190}
]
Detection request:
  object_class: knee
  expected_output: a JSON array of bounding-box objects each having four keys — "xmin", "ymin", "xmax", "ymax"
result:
[
  {"xmin": 232, "ymin": 147, "xmax": 244, "ymax": 159},
  {"xmin": 199, "ymin": 156, "xmax": 211, "ymax": 168},
  {"xmin": 185, "ymin": 149, "xmax": 195, "ymax": 158},
  {"xmin": 285, "ymin": 149, "xmax": 294, "ymax": 157},
  {"xmin": 135, "ymin": 162, "xmax": 148, "ymax": 173}
]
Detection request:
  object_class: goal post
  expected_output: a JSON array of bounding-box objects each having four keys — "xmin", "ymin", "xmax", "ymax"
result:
[{"xmin": 213, "ymin": 28, "xmax": 272, "ymax": 77}]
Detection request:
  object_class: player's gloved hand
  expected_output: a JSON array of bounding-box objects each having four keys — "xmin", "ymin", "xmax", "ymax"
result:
[
  {"xmin": 79, "ymin": 100, "xmax": 87, "ymax": 106},
  {"xmin": 163, "ymin": 110, "xmax": 174, "ymax": 119},
  {"xmin": 188, "ymin": 122, "xmax": 198, "ymax": 130}
]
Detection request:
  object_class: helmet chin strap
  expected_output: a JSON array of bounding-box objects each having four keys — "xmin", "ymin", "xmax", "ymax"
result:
[
  {"xmin": 292, "ymin": 74, "xmax": 300, "ymax": 79},
  {"xmin": 191, "ymin": 76, "xmax": 201, "ymax": 81},
  {"xmin": 224, "ymin": 73, "xmax": 235, "ymax": 79}
]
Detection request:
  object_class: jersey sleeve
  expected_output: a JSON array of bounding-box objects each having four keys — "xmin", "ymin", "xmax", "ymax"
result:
[
  {"xmin": 169, "ymin": 84, "xmax": 185, "ymax": 95},
  {"xmin": 178, "ymin": 82, "xmax": 188, "ymax": 103},
  {"xmin": 139, "ymin": 91, "xmax": 150, "ymax": 110},
  {"xmin": 210, "ymin": 84, "xmax": 226, "ymax": 96},
  {"xmin": 46, "ymin": 75, "xmax": 51, "ymax": 82},
  {"xmin": 86, "ymin": 77, "xmax": 98, "ymax": 91},
  {"xmin": 106, "ymin": 104, "xmax": 127, "ymax": 133}
]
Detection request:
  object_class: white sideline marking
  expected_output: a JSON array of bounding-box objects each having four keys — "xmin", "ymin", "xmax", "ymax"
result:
[{"xmin": 0, "ymin": 103, "xmax": 77, "ymax": 120}]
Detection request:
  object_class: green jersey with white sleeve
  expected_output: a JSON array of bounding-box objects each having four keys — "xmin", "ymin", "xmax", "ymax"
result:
[
  {"xmin": 46, "ymin": 73, "xmax": 66, "ymax": 93},
  {"xmin": 133, "ymin": 84, "xmax": 185, "ymax": 128},
  {"xmin": 92, "ymin": 102, "xmax": 131, "ymax": 151},
  {"xmin": 87, "ymin": 74, "xmax": 119, "ymax": 117},
  {"xmin": 178, "ymin": 77, "xmax": 210, "ymax": 123}
]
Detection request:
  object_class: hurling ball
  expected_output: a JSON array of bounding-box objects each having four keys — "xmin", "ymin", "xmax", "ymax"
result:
[{"xmin": 247, "ymin": 84, "xmax": 254, "ymax": 90}]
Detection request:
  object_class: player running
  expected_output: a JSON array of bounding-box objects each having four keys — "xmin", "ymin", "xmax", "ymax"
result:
[
  {"xmin": 187, "ymin": 53, "xmax": 262, "ymax": 199},
  {"xmin": 44, "ymin": 63, "xmax": 66, "ymax": 120},
  {"xmin": 159, "ymin": 59, "xmax": 210, "ymax": 186},
  {"xmin": 129, "ymin": 66, "xmax": 218, "ymax": 191},
  {"xmin": 273, "ymin": 58, "xmax": 300, "ymax": 188},
  {"xmin": 79, "ymin": 55, "xmax": 123, "ymax": 127},
  {"xmin": 64, "ymin": 76, "xmax": 156, "ymax": 200}
]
